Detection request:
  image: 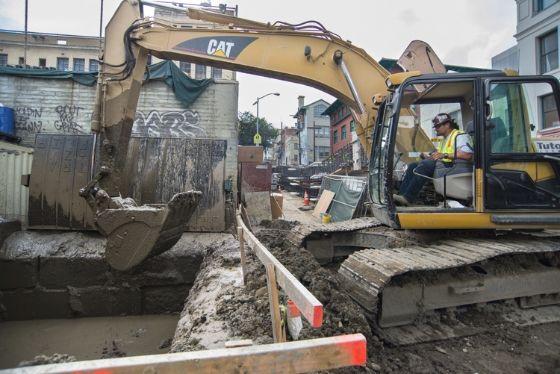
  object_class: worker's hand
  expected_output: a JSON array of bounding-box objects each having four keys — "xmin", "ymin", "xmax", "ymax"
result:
[{"xmin": 429, "ymin": 152, "xmax": 444, "ymax": 160}]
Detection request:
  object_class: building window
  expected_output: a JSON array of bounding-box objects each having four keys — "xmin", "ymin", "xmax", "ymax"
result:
[
  {"xmin": 333, "ymin": 130, "xmax": 338, "ymax": 144},
  {"xmin": 73, "ymin": 58, "xmax": 85, "ymax": 72},
  {"xmin": 541, "ymin": 93, "xmax": 560, "ymax": 129},
  {"xmin": 313, "ymin": 104, "xmax": 327, "ymax": 117},
  {"xmin": 341, "ymin": 125, "xmax": 347, "ymax": 140},
  {"xmin": 39, "ymin": 58, "xmax": 46, "ymax": 68},
  {"xmin": 350, "ymin": 120, "xmax": 355, "ymax": 132},
  {"xmin": 57, "ymin": 57, "xmax": 69, "ymax": 71},
  {"xmin": 195, "ymin": 64, "xmax": 207, "ymax": 79},
  {"xmin": 0, "ymin": 54, "xmax": 7, "ymax": 66},
  {"xmin": 293, "ymin": 143, "xmax": 298, "ymax": 150},
  {"xmin": 180, "ymin": 61, "xmax": 191, "ymax": 75},
  {"xmin": 539, "ymin": 29, "xmax": 558, "ymax": 73},
  {"xmin": 534, "ymin": 0, "xmax": 558, "ymax": 13},
  {"xmin": 211, "ymin": 67, "xmax": 222, "ymax": 79},
  {"xmin": 18, "ymin": 57, "xmax": 24, "ymax": 65},
  {"xmin": 89, "ymin": 59, "xmax": 99, "ymax": 72},
  {"xmin": 147, "ymin": 55, "xmax": 153, "ymax": 65}
]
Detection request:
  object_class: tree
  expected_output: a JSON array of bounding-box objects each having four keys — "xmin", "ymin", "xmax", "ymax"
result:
[{"xmin": 237, "ymin": 111, "xmax": 279, "ymax": 150}]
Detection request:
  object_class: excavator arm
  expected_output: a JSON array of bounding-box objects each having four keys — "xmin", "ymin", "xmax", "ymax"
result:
[{"xmin": 84, "ymin": 0, "xmax": 393, "ymax": 269}]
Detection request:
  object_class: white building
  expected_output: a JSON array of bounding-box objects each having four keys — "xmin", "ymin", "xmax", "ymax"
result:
[
  {"xmin": 293, "ymin": 96, "xmax": 331, "ymax": 165},
  {"xmin": 492, "ymin": 0, "xmax": 560, "ymax": 132}
]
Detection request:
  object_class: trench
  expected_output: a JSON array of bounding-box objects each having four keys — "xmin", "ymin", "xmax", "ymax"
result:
[{"xmin": 0, "ymin": 230, "xmax": 223, "ymax": 369}]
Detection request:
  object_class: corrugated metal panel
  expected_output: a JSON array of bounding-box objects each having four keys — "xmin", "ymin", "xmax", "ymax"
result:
[
  {"xmin": 28, "ymin": 134, "xmax": 96, "ymax": 230},
  {"xmin": 124, "ymin": 137, "xmax": 227, "ymax": 232},
  {"xmin": 28, "ymin": 134, "xmax": 227, "ymax": 232},
  {"xmin": 0, "ymin": 141, "xmax": 33, "ymax": 224}
]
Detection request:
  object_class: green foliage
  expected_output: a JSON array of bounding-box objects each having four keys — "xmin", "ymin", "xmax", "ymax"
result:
[{"xmin": 237, "ymin": 111, "xmax": 279, "ymax": 149}]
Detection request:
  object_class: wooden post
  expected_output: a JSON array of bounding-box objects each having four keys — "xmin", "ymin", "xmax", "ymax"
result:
[
  {"xmin": 237, "ymin": 226, "xmax": 247, "ymax": 284},
  {"xmin": 266, "ymin": 264, "xmax": 286, "ymax": 343}
]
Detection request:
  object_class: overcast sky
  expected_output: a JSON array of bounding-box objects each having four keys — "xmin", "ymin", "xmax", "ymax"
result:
[{"xmin": 0, "ymin": 0, "xmax": 517, "ymax": 128}]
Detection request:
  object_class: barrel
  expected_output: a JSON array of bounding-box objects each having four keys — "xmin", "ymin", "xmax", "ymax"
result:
[{"xmin": 0, "ymin": 107, "xmax": 15, "ymax": 136}]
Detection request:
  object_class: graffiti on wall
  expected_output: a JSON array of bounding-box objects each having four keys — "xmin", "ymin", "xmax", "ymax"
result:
[
  {"xmin": 54, "ymin": 105, "xmax": 86, "ymax": 134},
  {"xmin": 133, "ymin": 110, "xmax": 207, "ymax": 138},
  {"xmin": 14, "ymin": 106, "xmax": 43, "ymax": 136}
]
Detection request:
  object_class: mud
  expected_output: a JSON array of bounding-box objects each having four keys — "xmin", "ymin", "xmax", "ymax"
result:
[
  {"xmin": 204, "ymin": 219, "xmax": 560, "ymax": 373},
  {"xmin": 171, "ymin": 235, "xmax": 245, "ymax": 352}
]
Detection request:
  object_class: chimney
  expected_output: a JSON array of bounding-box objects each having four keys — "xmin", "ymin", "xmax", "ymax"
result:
[{"xmin": 298, "ymin": 95, "xmax": 305, "ymax": 109}]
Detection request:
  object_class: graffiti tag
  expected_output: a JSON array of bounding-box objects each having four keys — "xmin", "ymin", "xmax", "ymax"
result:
[
  {"xmin": 54, "ymin": 104, "xmax": 85, "ymax": 134},
  {"xmin": 133, "ymin": 110, "xmax": 207, "ymax": 138},
  {"xmin": 14, "ymin": 106, "xmax": 43, "ymax": 135}
]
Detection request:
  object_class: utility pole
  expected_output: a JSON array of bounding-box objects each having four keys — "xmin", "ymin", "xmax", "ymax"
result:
[
  {"xmin": 24, "ymin": 0, "xmax": 28, "ymax": 66},
  {"xmin": 99, "ymin": 0, "xmax": 104, "ymax": 54}
]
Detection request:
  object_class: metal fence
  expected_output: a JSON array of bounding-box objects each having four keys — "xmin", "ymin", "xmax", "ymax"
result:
[{"xmin": 320, "ymin": 175, "xmax": 368, "ymax": 222}]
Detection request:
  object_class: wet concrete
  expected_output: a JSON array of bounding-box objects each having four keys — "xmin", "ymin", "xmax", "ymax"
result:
[{"xmin": 0, "ymin": 314, "xmax": 178, "ymax": 369}]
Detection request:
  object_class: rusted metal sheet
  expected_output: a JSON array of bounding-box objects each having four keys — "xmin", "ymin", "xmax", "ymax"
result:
[
  {"xmin": 238, "ymin": 145, "xmax": 263, "ymax": 163},
  {"xmin": 28, "ymin": 134, "xmax": 96, "ymax": 229},
  {"xmin": 240, "ymin": 162, "xmax": 271, "ymax": 195},
  {"xmin": 0, "ymin": 141, "xmax": 33, "ymax": 224},
  {"xmin": 123, "ymin": 137, "xmax": 227, "ymax": 232},
  {"xmin": 28, "ymin": 135, "xmax": 227, "ymax": 232}
]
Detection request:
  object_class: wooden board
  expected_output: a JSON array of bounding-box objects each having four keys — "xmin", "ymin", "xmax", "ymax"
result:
[
  {"xmin": 312, "ymin": 190, "xmax": 335, "ymax": 218},
  {"xmin": 237, "ymin": 214, "xmax": 323, "ymax": 328},
  {"xmin": 14, "ymin": 334, "xmax": 367, "ymax": 374}
]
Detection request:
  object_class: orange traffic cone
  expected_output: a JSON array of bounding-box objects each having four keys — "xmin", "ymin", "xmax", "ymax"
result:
[{"xmin": 303, "ymin": 190, "xmax": 310, "ymax": 206}]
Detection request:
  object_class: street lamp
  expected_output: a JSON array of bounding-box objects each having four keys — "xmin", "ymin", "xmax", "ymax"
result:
[{"xmin": 252, "ymin": 92, "xmax": 280, "ymax": 144}]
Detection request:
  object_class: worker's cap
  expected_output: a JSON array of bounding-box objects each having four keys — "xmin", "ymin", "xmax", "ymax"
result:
[{"xmin": 432, "ymin": 113, "xmax": 452, "ymax": 128}]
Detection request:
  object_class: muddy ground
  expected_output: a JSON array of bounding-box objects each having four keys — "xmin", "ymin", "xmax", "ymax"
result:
[{"xmin": 193, "ymin": 219, "xmax": 560, "ymax": 374}]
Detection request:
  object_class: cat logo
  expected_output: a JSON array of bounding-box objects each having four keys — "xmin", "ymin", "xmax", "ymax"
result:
[
  {"xmin": 207, "ymin": 39, "xmax": 235, "ymax": 58},
  {"xmin": 174, "ymin": 36, "xmax": 258, "ymax": 60}
]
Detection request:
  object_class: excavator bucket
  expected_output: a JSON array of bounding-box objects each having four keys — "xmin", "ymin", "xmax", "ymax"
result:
[{"xmin": 94, "ymin": 191, "xmax": 202, "ymax": 271}]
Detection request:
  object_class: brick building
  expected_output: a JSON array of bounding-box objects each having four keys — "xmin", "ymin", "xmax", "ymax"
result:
[{"xmin": 322, "ymin": 100, "xmax": 355, "ymax": 154}]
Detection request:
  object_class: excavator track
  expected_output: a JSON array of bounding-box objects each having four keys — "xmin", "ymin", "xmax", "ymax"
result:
[{"xmin": 338, "ymin": 233, "xmax": 560, "ymax": 331}]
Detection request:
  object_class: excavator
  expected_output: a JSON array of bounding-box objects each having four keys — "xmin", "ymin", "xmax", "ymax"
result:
[{"xmin": 82, "ymin": 0, "xmax": 560, "ymax": 338}]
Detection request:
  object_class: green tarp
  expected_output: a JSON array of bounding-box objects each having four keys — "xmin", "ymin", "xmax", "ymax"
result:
[
  {"xmin": 0, "ymin": 65, "xmax": 97, "ymax": 86},
  {"xmin": 0, "ymin": 60, "xmax": 213, "ymax": 108},
  {"xmin": 145, "ymin": 60, "xmax": 213, "ymax": 107}
]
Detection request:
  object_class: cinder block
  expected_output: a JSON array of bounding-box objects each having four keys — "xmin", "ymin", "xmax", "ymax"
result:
[
  {"xmin": 69, "ymin": 286, "xmax": 141, "ymax": 317},
  {"xmin": 115, "ymin": 252, "xmax": 204, "ymax": 287},
  {"xmin": 142, "ymin": 285, "xmax": 191, "ymax": 314},
  {"xmin": 0, "ymin": 288, "xmax": 70, "ymax": 320},
  {"xmin": 0, "ymin": 258, "xmax": 38, "ymax": 289},
  {"xmin": 39, "ymin": 257, "xmax": 110, "ymax": 288}
]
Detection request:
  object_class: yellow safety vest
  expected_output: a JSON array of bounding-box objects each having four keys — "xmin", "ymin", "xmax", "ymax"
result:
[{"xmin": 438, "ymin": 129, "xmax": 463, "ymax": 163}]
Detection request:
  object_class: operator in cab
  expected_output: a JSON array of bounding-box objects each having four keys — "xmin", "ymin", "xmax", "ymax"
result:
[{"xmin": 393, "ymin": 113, "xmax": 473, "ymax": 206}]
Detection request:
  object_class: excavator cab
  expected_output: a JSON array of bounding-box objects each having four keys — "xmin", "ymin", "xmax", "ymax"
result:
[{"xmin": 369, "ymin": 72, "xmax": 560, "ymax": 229}]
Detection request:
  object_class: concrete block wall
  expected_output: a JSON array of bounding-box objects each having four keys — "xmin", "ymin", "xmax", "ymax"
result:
[
  {"xmin": 0, "ymin": 231, "xmax": 205, "ymax": 320},
  {"xmin": 0, "ymin": 76, "xmax": 239, "ymax": 190}
]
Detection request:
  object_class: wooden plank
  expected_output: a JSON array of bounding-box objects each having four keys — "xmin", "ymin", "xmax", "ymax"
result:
[
  {"xmin": 237, "ymin": 226, "xmax": 248, "ymax": 284},
  {"xmin": 12, "ymin": 334, "xmax": 367, "ymax": 374},
  {"xmin": 237, "ymin": 214, "xmax": 323, "ymax": 328},
  {"xmin": 266, "ymin": 264, "xmax": 286, "ymax": 343},
  {"xmin": 312, "ymin": 190, "xmax": 335, "ymax": 218}
]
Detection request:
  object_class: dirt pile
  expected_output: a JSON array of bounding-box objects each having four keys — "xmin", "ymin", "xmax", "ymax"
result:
[{"xmin": 214, "ymin": 220, "xmax": 382, "ymax": 371}]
